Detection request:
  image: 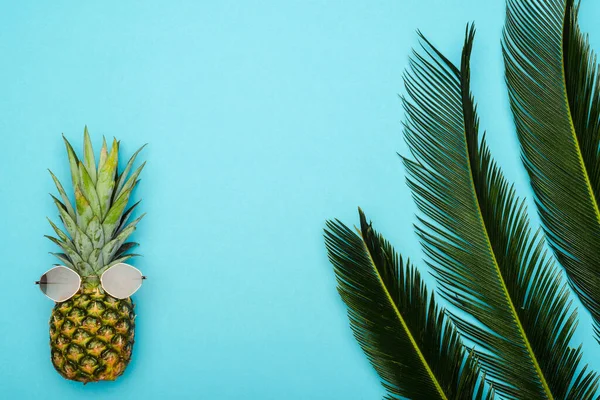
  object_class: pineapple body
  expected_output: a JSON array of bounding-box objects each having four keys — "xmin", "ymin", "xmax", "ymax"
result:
[{"xmin": 49, "ymin": 286, "xmax": 135, "ymax": 383}]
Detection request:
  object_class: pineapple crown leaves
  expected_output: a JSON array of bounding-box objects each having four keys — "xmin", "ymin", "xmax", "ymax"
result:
[{"xmin": 47, "ymin": 127, "xmax": 146, "ymax": 276}]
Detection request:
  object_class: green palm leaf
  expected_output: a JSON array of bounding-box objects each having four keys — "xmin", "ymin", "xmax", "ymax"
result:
[
  {"xmin": 403, "ymin": 25, "xmax": 598, "ymax": 399},
  {"xmin": 324, "ymin": 209, "xmax": 491, "ymax": 400},
  {"xmin": 503, "ymin": 0, "xmax": 600, "ymax": 338}
]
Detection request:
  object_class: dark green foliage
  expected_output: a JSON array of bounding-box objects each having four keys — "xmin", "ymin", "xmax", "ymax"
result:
[
  {"xmin": 324, "ymin": 209, "xmax": 490, "ymax": 400},
  {"xmin": 325, "ymin": 17, "xmax": 600, "ymax": 399},
  {"xmin": 504, "ymin": 0, "xmax": 600, "ymax": 339},
  {"xmin": 402, "ymin": 23, "xmax": 598, "ymax": 399}
]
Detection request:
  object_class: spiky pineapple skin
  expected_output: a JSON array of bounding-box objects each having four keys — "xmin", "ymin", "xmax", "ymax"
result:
[{"xmin": 49, "ymin": 286, "xmax": 135, "ymax": 383}]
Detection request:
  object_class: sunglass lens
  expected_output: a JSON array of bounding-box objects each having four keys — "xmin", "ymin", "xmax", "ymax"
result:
[
  {"xmin": 39, "ymin": 266, "xmax": 80, "ymax": 302},
  {"xmin": 101, "ymin": 263, "xmax": 143, "ymax": 299}
]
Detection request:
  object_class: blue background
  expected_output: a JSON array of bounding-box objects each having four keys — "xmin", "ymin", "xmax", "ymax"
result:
[{"xmin": 2, "ymin": 0, "xmax": 600, "ymax": 399}]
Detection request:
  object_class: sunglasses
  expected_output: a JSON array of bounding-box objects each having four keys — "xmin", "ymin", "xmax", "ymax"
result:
[{"xmin": 36, "ymin": 263, "xmax": 146, "ymax": 302}]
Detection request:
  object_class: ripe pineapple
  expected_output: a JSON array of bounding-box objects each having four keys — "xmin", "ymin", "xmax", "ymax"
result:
[{"xmin": 46, "ymin": 127, "xmax": 145, "ymax": 382}]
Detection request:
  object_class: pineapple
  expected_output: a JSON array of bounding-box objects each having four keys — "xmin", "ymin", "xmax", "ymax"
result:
[{"xmin": 46, "ymin": 127, "xmax": 146, "ymax": 382}]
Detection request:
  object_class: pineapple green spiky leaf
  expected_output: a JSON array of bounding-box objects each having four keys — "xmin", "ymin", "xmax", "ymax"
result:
[
  {"xmin": 47, "ymin": 218, "xmax": 73, "ymax": 247},
  {"xmin": 82, "ymin": 126, "xmax": 97, "ymax": 184},
  {"xmin": 59, "ymin": 243, "xmax": 84, "ymax": 267},
  {"xmin": 115, "ymin": 242, "xmax": 139, "ymax": 258},
  {"xmin": 118, "ymin": 200, "xmax": 141, "ymax": 231},
  {"xmin": 51, "ymin": 195, "xmax": 77, "ymax": 238},
  {"xmin": 117, "ymin": 213, "xmax": 146, "ymax": 236},
  {"xmin": 74, "ymin": 228, "xmax": 93, "ymax": 261},
  {"xmin": 78, "ymin": 161, "xmax": 101, "ymax": 217},
  {"xmin": 100, "ymin": 225, "xmax": 137, "ymax": 271},
  {"xmin": 98, "ymin": 136, "xmax": 108, "ymax": 172},
  {"xmin": 107, "ymin": 254, "xmax": 139, "ymax": 269},
  {"xmin": 49, "ymin": 194, "xmax": 67, "ymax": 213},
  {"xmin": 62, "ymin": 135, "xmax": 80, "ymax": 189},
  {"xmin": 75, "ymin": 261, "xmax": 94, "ymax": 275},
  {"xmin": 101, "ymin": 240, "xmax": 120, "ymax": 267},
  {"xmin": 87, "ymin": 248, "xmax": 104, "ymax": 272},
  {"xmin": 44, "ymin": 235, "xmax": 69, "ymax": 251},
  {"xmin": 48, "ymin": 170, "xmax": 76, "ymax": 220},
  {"xmin": 102, "ymin": 186, "xmax": 134, "ymax": 239},
  {"xmin": 96, "ymin": 138, "xmax": 119, "ymax": 217},
  {"xmin": 49, "ymin": 253, "xmax": 75, "ymax": 270},
  {"xmin": 74, "ymin": 186, "xmax": 94, "ymax": 231},
  {"xmin": 116, "ymin": 161, "xmax": 146, "ymax": 201},
  {"xmin": 115, "ymin": 144, "xmax": 147, "ymax": 197},
  {"xmin": 85, "ymin": 216, "xmax": 104, "ymax": 249}
]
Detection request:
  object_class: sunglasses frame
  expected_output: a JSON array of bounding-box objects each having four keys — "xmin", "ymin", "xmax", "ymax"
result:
[
  {"xmin": 36, "ymin": 265, "xmax": 82, "ymax": 302},
  {"xmin": 36, "ymin": 263, "xmax": 145, "ymax": 302},
  {"xmin": 100, "ymin": 263, "xmax": 145, "ymax": 299}
]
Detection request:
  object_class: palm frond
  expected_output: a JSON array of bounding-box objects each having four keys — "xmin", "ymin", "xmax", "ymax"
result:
[
  {"xmin": 503, "ymin": 0, "xmax": 600, "ymax": 338},
  {"xmin": 403, "ymin": 24, "xmax": 598, "ymax": 399},
  {"xmin": 324, "ymin": 209, "xmax": 491, "ymax": 400},
  {"xmin": 564, "ymin": 1, "xmax": 600, "ymax": 196}
]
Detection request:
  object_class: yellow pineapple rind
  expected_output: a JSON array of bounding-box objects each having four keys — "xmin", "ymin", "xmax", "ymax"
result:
[{"xmin": 49, "ymin": 286, "xmax": 135, "ymax": 383}]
